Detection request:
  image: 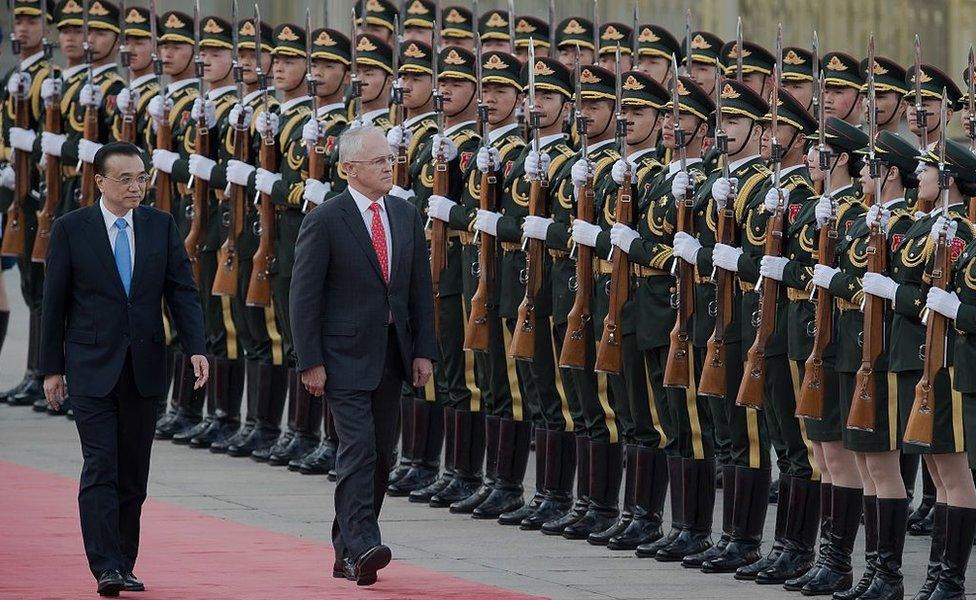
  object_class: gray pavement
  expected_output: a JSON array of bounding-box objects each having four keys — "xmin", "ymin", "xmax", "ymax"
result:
[{"xmin": 0, "ymin": 269, "xmax": 946, "ymax": 599}]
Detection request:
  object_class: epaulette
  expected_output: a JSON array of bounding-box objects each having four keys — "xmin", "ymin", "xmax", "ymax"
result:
[
  {"xmin": 450, "ymin": 128, "xmax": 479, "ymax": 146},
  {"xmin": 373, "ymin": 116, "xmax": 393, "ymax": 130},
  {"xmin": 784, "ymin": 172, "xmax": 814, "ymax": 193},
  {"xmin": 554, "ymin": 144, "xmax": 575, "ymax": 159}
]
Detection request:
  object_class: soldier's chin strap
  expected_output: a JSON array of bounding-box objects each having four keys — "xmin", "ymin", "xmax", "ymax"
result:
[
  {"xmin": 363, "ymin": 72, "xmax": 392, "ymax": 105},
  {"xmin": 632, "ymin": 112, "xmax": 661, "ymax": 147},
  {"xmin": 728, "ymin": 120, "xmax": 757, "ymax": 157},
  {"xmin": 496, "ymin": 97, "xmax": 518, "ymax": 125},
  {"xmin": 838, "ymin": 89, "xmax": 859, "ymax": 123},
  {"xmin": 445, "ymin": 84, "xmax": 476, "ymax": 119}
]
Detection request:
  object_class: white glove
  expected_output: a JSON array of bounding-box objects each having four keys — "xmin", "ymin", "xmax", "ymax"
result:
[
  {"xmin": 672, "ymin": 231, "xmax": 702, "ymax": 264},
  {"xmin": 254, "ymin": 168, "xmax": 281, "ymax": 195},
  {"xmin": 40, "ymin": 77, "xmax": 61, "ymax": 103},
  {"xmin": 915, "ymin": 210, "xmax": 928, "ymax": 220},
  {"xmin": 813, "ymin": 264, "xmax": 840, "ymax": 289},
  {"xmin": 426, "ymin": 194, "xmax": 457, "ymax": 221},
  {"xmin": 712, "ymin": 243, "xmax": 743, "ymax": 272},
  {"xmin": 147, "ymin": 95, "xmax": 173, "ymax": 128},
  {"xmin": 926, "ymin": 287, "xmax": 961, "ymax": 320},
  {"xmin": 229, "ymin": 103, "xmax": 254, "ymax": 129},
  {"xmin": 671, "ymin": 170, "xmax": 691, "ymax": 200},
  {"xmin": 571, "ymin": 220, "xmax": 601, "ymax": 248},
  {"xmin": 862, "ymin": 272, "xmax": 898, "ymax": 301},
  {"xmin": 191, "ymin": 98, "xmax": 217, "ymax": 129},
  {"xmin": 611, "ymin": 158, "xmax": 637, "ymax": 185},
  {"xmin": 865, "ymin": 204, "xmax": 891, "ymax": 233},
  {"xmin": 759, "ymin": 255, "xmax": 789, "ymax": 282},
  {"xmin": 430, "ymin": 134, "xmax": 458, "ymax": 162},
  {"xmin": 302, "ymin": 118, "xmax": 320, "ymax": 145},
  {"xmin": 188, "ymin": 154, "xmax": 216, "ymax": 181},
  {"xmin": 386, "ymin": 125, "xmax": 412, "ymax": 153},
  {"xmin": 79, "ymin": 83, "xmax": 103, "ymax": 107},
  {"xmin": 764, "ymin": 187, "xmax": 785, "ymax": 212},
  {"xmin": 474, "ymin": 209, "xmax": 501, "ymax": 236},
  {"xmin": 40, "ymin": 131, "xmax": 66, "ymax": 157},
  {"xmin": 225, "ymin": 159, "xmax": 255, "ymax": 186},
  {"xmin": 6, "ymin": 72, "xmax": 30, "ymax": 96},
  {"xmin": 389, "ymin": 185, "xmax": 415, "ymax": 200},
  {"xmin": 8, "ymin": 127, "xmax": 36, "ymax": 152},
  {"xmin": 523, "ymin": 215, "xmax": 554, "ymax": 241},
  {"xmin": 477, "ymin": 146, "xmax": 501, "ymax": 173},
  {"xmin": 77, "ymin": 139, "xmax": 103, "ymax": 164},
  {"xmin": 303, "ymin": 179, "xmax": 331, "ymax": 207},
  {"xmin": 256, "ymin": 111, "xmax": 280, "ymax": 137},
  {"xmin": 610, "ymin": 222, "xmax": 640, "ymax": 253},
  {"xmin": 712, "ymin": 177, "xmax": 738, "ymax": 207},
  {"xmin": 151, "ymin": 149, "xmax": 179, "ymax": 174},
  {"xmin": 524, "ymin": 150, "xmax": 551, "ymax": 181},
  {"xmin": 571, "ymin": 158, "xmax": 594, "ymax": 188},
  {"xmin": 116, "ymin": 87, "xmax": 139, "ymax": 114},
  {"xmin": 0, "ymin": 165, "xmax": 14, "ymax": 190},
  {"xmin": 814, "ymin": 195, "xmax": 833, "ymax": 228},
  {"xmin": 930, "ymin": 216, "xmax": 958, "ymax": 243}
]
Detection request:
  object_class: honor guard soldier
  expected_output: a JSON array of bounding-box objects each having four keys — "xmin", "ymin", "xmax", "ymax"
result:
[
  {"xmin": 441, "ymin": 6, "xmax": 475, "ymax": 52},
  {"xmin": 607, "ymin": 73, "xmax": 714, "ymax": 556},
  {"xmin": 354, "ymin": 0, "xmax": 397, "ymax": 45},
  {"xmin": 904, "ymin": 64, "xmax": 960, "ymax": 217},
  {"xmin": 720, "ymin": 39, "xmax": 776, "ymax": 99},
  {"xmin": 822, "ymin": 52, "xmax": 864, "ymax": 125},
  {"xmin": 512, "ymin": 17, "xmax": 549, "ymax": 65},
  {"xmin": 402, "ymin": 0, "xmax": 436, "ymax": 46},
  {"xmin": 596, "ymin": 23, "xmax": 632, "ymax": 72},
  {"xmin": 780, "ymin": 46, "xmax": 816, "ymax": 111},
  {"xmin": 478, "ymin": 9, "xmax": 512, "ymax": 53},
  {"xmin": 553, "ymin": 17, "xmax": 596, "ymax": 70},
  {"xmin": 682, "ymin": 31, "xmax": 724, "ymax": 96},
  {"xmin": 111, "ymin": 6, "xmax": 161, "ymax": 149},
  {"xmin": 0, "ymin": 0, "xmax": 58, "ymax": 408},
  {"xmin": 634, "ymin": 24, "xmax": 681, "ymax": 87},
  {"xmin": 861, "ymin": 56, "xmax": 908, "ymax": 134}
]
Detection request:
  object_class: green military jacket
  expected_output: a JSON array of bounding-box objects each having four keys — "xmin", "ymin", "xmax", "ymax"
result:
[
  {"xmin": 110, "ymin": 73, "xmax": 161, "ymax": 149},
  {"xmin": 950, "ymin": 237, "xmax": 976, "ymax": 392},
  {"xmin": 282, "ymin": 101, "xmax": 348, "ymax": 208}
]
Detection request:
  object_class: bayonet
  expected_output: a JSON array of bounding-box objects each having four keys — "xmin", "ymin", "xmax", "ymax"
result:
[
  {"xmin": 867, "ymin": 33, "xmax": 880, "ymax": 204},
  {"xmin": 683, "ymin": 9, "xmax": 691, "ymax": 76},
  {"xmin": 349, "ymin": 6, "xmax": 362, "ymax": 120},
  {"xmin": 193, "ymin": 0, "xmax": 204, "ymax": 98},
  {"xmin": 592, "ymin": 0, "xmax": 599, "ymax": 62},
  {"xmin": 735, "ymin": 17, "xmax": 743, "ymax": 83},
  {"xmin": 969, "ymin": 45, "xmax": 975, "ymax": 150},
  {"xmin": 231, "ymin": 0, "xmax": 243, "ymax": 101},
  {"xmin": 150, "ymin": 0, "xmax": 162, "ymax": 79},
  {"xmin": 474, "ymin": 0, "xmax": 486, "ymax": 140},
  {"xmin": 771, "ymin": 23, "xmax": 783, "ymax": 193},
  {"xmin": 810, "ymin": 30, "xmax": 819, "ymax": 115},
  {"xmin": 631, "ymin": 2, "xmax": 638, "ymax": 60},
  {"xmin": 548, "ymin": 0, "xmax": 556, "ymax": 58},
  {"xmin": 914, "ymin": 34, "xmax": 928, "ymax": 149},
  {"xmin": 305, "ymin": 8, "xmax": 316, "ymax": 108},
  {"xmin": 7, "ymin": 0, "xmax": 20, "ymax": 65},
  {"xmin": 671, "ymin": 53, "xmax": 685, "ymax": 172},
  {"xmin": 82, "ymin": 0, "xmax": 92, "ymax": 85},
  {"xmin": 255, "ymin": 3, "xmax": 270, "ymax": 143},
  {"xmin": 507, "ymin": 0, "xmax": 515, "ymax": 54},
  {"xmin": 119, "ymin": 0, "xmax": 130, "ymax": 86}
]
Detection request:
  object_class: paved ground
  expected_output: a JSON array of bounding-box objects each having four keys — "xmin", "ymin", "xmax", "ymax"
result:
[{"xmin": 0, "ymin": 269, "xmax": 946, "ymax": 599}]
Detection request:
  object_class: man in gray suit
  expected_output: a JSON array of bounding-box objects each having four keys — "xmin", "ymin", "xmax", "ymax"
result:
[{"xmin": 290, "ymin": 126, "xmax": 436, "ymax": 586}]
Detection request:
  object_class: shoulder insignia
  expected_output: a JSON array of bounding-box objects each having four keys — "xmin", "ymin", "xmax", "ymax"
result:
[
  {"xmin": 951, "ymin": 236, "xmax": 967, "ymax": 262},
  {"xmin": 788, "ymin": 203, "xmax": 802, "ymax": 223},
  {"xmin": 891, "ymin": 233, "xmax": 905, "ymax": 252},
  {"xmin": 459, "ymin": 151, "xmax": 474, "ymax": 172}
]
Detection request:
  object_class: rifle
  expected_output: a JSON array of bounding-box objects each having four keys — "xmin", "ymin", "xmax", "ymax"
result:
[
  {"xmin": 429, "ymin": 1, "xmax": 448, "ymax": 335},
  {"xmin": 558, "ymin": 48, "xmax": 594, "ymax": 370},
  {"xmin": 662, "ymin": 55, "xmax": 695, "ymax": 388},
  {"xmin": 150, "ymin": 0, "xmax": 172, "ymax": 214},
  {"xmin": 118, "ymin": 0, "xmax": 136, "ymax": 143},
  {"xmin": 595, "ymin": 47, "xmax": 628, "ymax": 374},
  {"xmin": 797, "ymin": 46, "xmax": 841, "ymax": 419},
  {"xmin": 735, "ymin": 18, "xmax": 743, "ymax": 83},
  {"xmin": 212, "ymin": 0, "xmax": 246, "ymax": 297},
  {"xmin": 79, "ymin": 0, "xmax": 98, "ymax": 208},
  {"xmin": 968, "ymin": 45, "xmax": 976, "ymax": 219},
  {"xmin": 391, "ymin": 15, "xmax": 409, "ymax": 189},
  {"xmin": 32, "ymin": 0, "xmax": 61, "ymax": 263},
  {"xmin": 1, "ymin": 0, "xmax": 28, "ymax": 257},
  {"xmin": 184, "ymin": 0, "xmax": 209, "ymax": 285},
  {"xmin": 698, "ymin": 67, "xmax": 736, "ymax": 397},
  {"xmin": 304, "ymin": 7, "xmax": 328, "ymax": 206},
  {"xmin": 737, "ymin": 25, "xmax": 784, "ymax": 410},
  {"xmin": 683, "ymin": 9, "xmax": 691, "ymax": 77},
  {"xmin": 509, "ymin": 43, "xmax": 546, "ymax": 361},
  {"xmin": 245, "ymin": 3, "xmax": 275, "ymax": 308},
  {"xmin": 349, "ymin": 7, "xmax": 363, "ymax": 121},
  {"xmin": 913, "ymin": 34, "xmax": 932, "ymax": 213},
  {"xmin": 904, "ymin": 90, "xmax": 951, "ymax": 447},
  {"xmin": 547, "ymin": 0, "xmax": 556, "ymax": 58}
]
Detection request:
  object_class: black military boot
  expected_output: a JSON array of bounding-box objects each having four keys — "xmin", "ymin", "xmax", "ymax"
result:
[
  {"xmin": 910, "ymin": 503, "xmax": 947, "ymax": 600},
  {"xmin": 1, "ymin": 311, "xmax": 36, "ymax": 405},
  {"xmin": 685, "ymin": 463, "xmax": 736, "ymax": 568},
  {"xmin": 757, "ymin": 477, "xmax": 820, "ymax": 584},
  {"xmin": 801, "ymin": 485, "xmax": 862, "ymax": 596},
  {"xmin": 0, "ymin": 309, "xmax": 8, "ymax": 357},
  {"xmin": 858, "ymin": 498, "xmax": 908, "ymax": 600},
  {"xmin": 155, "ymin": 351, "xmax": 184, "ymax": 428},
  {"xmin": 540, "ymin": 433, "xmax": 589, "ymax": 535},
  {"xmin": 787, "ymin": 482, "xmax": 835, "ymax": 590},
  {"xmin": 475, "ymin": 417, "xmax": 530, "ymax": 518},
  {"xmin": 174, "ymin": 357, "xmax": 218, "ymax": 444},
  {"xmin": 270, "ymin": 375, "xmax": 323, "ymax": 466},
  {"xmin": 433, "ymin": 409, "xmax": 485, "ymax": 508},
  {"xmin": 190, "ymin": 358, "xmax": 245, "ymax": 448},
  {"xmin": 410, "ymin": 406, "xmax": 456, "ymax": 503},
  {"xmin": 523, "ymin": 430, "xmax": 575, "ymax": 531},
  {"xmin": 636, "ymin": 455, "xmax": 684, "ymax": 558},
  {"xmin": 156, "ymin": 355, "xmax": 202, "ymax": 439},
  {"xmin": 909, "ymin": 464, "xmax": 937, "ymax": 536},
  {"xmin": 703, "ymin": 466, "xmax": 770, "ymax": 573},
  {"xmin": 590, "ymin": 444, "xmax": 637, "ymax": 546},
  {"xmin": 11, "ymin": 312, "xmax": 44, "ymax": 407},
  {"xmin": 497, "ymin": 424, "xmax": 544, "ymax": 525},
  {"xmin": 388, "ymin": 389, "xmax": 415, "ymax": 484},
  {"xmin": 656, "ymin": 458, "xmax": 715, "ymax": 562},
  {"xmin": 565, "ymin": 440, "xmax": 623, "ymax": 540},
  {"xmin": 834, "ymin": 494, "xmax": 879, "ymax": 600},
  {"xmin": 227, "ymin": 363, "xmax": 287, "ymax": 457},
  {"xmin": 452, "ymin": 414, "xmax": 499, "ymax": 514},
  {"xmin": 609, "ymin": 446, "xmax": 667, "ymax": 550},
  {"xmin": 212, "ymin": 359, "xmax": 259, "ymax": 453},
  {"xmin": 737, "ymin": 476, "xmax": 792, "ymax": 580},
  {"xmin": 388, "ymin": 400, "xmax": 442, "ymax": 496},
  {"xmin": 927, "ymin": 506, "xmax": 976, "ymax": 600},
  {"xmin": 294, "ymin": 401, "xmax": 337, "ymax": 473},
  {"xmin": 253, "ymin": 369, "xmax": 298, "ymax": 462}
]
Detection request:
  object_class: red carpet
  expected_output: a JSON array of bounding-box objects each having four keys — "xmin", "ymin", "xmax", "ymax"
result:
[{"xmin": 0, "ymin": 460, "xmax": 547, "ymax": 599}]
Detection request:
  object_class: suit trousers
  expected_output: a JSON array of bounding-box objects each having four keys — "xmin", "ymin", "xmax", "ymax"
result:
[
  {"xmin": 329, "ymin": 328, "xmax": 404, "ymax": 561},
  {"xmin": 71, "ymin": 352, "xmax": 159, "ymax": 577}
]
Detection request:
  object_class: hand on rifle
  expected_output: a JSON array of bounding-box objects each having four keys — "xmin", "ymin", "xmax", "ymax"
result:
[
  {"xmin": 763, "ymin": 187, "xmax": 785, "ymax": 213},
  {"xmin": 712, "ymin": 177, "xmax": 738, "ymax": 208},
  {"xmin": 6, "ymin": 72, "xmax": 31, "ymax": 96},
  {"xmin": 303, "ymin": 180, "xmax": 331, "ymax": 208},
  {"xmin": 712, "ymin": 243, "xmax": 743, "ymax": 272},
  {"xmin": 430, "ymin": 134, "xmax": 458, "ymax": 162},
  {"xmin": 387, "ymin": 125, "xmax": 412, "ymax": 154},
  {"xmin": 759, "ymin": 255, "xmax": 788, "ymax": 282},
  {"xmin": 571, "ymin": 220, "xmax": 602, "ymax": 248},
  {"xmin": 522, "ymin": 215, "xmax": 554, "ymax": 241},
  {"xmin": 78, "ymin": 139, "xmax": 103, "ymax": 164},
  {"xmin": 812, "ymin": 264, "xmax": 839, "ymax": 289},
  {"xmin": 524, "ymin": 150, "xmax": 550, "ymax": 181},
  {"xmin": 229, "ymin": 103, "xmax": 255, "ymax": 129},
  {"xmin": 254, "ymin": 169, "xmax": 281, "ymax": 195},
  {"xmin": 116, "ymin": 88, "xmax": 139, "ymax": 115},
  {"xmin": 151, "ymin": 149, "xmax": 180, "ymax": 175},
  {"xmin": 41, "ymin": 131, "xmax": 66, "ymax": 158},
  {"xmin": 426, "ymin": 195, "xmax": 457, "ymax": 222},
  {"xmin": 80, "ymin": 84, "xmax": 103, "ymax": 108},
  {"xmin": 389, "ymin": 185, "xmax": 415, "ymax": 201},
  {"xmin": 8, "ymin": 127, "xmax": 36, "ymax": 152},
  {"xmin": 256, "ymin": 111, "xmax": 280, "ymax": 137},
  {"xmin": 40, "ymin": 76, "xmax": 62, "ymax": 104},
  {"xmin": 571, "ymin": 158, "xmax": 594, "ymax": 189},
  {"xmin": 672, "ymin": 231, "xmax": 701, "ymax": 264},
  {"xmin": 930, "ymin": 216, "xmax": 958, "ymax": 242},
  {"xmin": 477, "ymin": 147, "xmax": 501, "ymax": 173},
  {"xmin": 926, "ymin": 287, "xmax": 961, "ymax": 319},
  {"xmin": 225, "ymin": 159, "xmax": 256, "ymax": 187},
  {"xmin": 670, "ymin": 170, "xmax": 691, "ymax": 199},
  {"xmin": 474, "ymin": 209, "xmax": 502, "ymax": 237},
  {"xmin": 862, "ymin": 272, "xmax": 898, "ymax": 301},
  {"xmin": 188, "ymin": 154, "xmax": 216, "ymax": 182},
  {"xmin": 865, "ymin": 204, "xmax": 891, "ymax": 233},
  {"xmin": 147, "ymin": 95, "xmax": 173, "ymax": 130},
  {"xmin": 610, "ymin": 223, "xmax": 640, "ymax": 253},
  {"xmin": 302, "ymin": 118, "xmax": 321, "ymax": 146},
  {"xmin": 191, "ymin": 98, "xmax": 217, "ymax": 129},
  {"xmin": 814, "ymin": 195, "xmax": 833, "ymax": 229},
  {"xmin": 611, "ymin": 158, "xmax": 637, "ymax": 185},
  {"xmin": 0, "ymin": 165, "xmax": 14, "ymax": 190}
]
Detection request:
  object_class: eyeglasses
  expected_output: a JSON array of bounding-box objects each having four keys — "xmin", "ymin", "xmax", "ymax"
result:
[
  {"xmin": 100, "ymin": 173, "xmax": 151, "ymax": 187},
  {"xmin": 346, "ymin": 154, "xmax": 395, "ymax": 168}
]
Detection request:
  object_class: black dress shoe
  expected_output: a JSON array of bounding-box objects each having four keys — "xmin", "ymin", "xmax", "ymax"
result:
[
  {"xmin": 756, "ymin": 549, "xmax": 814, "ymax": 584},
  {"xmin": 450, "ymin": 483, "xmax": 492, "ymax": 514},
  {"xmin": 608, "ymin": 514, "xmax": 662, "ymax": 551},
  {"xmin": 701, "ymin": 540, "xmax": 763, "ymax": 574},
  {"xmin": 0, "ymin": 371, "xmax": 32, "ymax": 403},
  {"xmin": 735, "ymin": 546, "xmax": 783, "ymax": 580},
  {"xmin": 529, "ymin": 498, "xmax": 577, "ymax": 533},
  {"xmin": 252, "ymin": 431, "xmax": 293, "ymax": 462},
  {"xmin": 8, "ymin": 374, "xmax": 43, "ymax": 406},
  {"xmin": 655, "ymin": 530, "xmax": 712, "ymax": 562},
  {"xmin": 123, "ymin": 572, "xmax": 145, "ymax": 592},
  {"xmin": 682, "ymin": 535, "xmax": 728, "ymax": 568},
  {"xmin": 172, "ymin": 417, "xmax": 212, "ymax": 445},
  {"xmin": 588, "ymin": 513, "xmax": 632, "ymax": 546},
  {"xmin": 97, "ymin": 570, "xmax": 125, "ymax": 597},
  {"xmin": 387, "ymin": 466, "xmax": 438, "ymax": 496},
  {"xmin": 226, "ymin": 425, "xmax": 279, "ymax": 457},
  {"xmin": 563, "ymin": 509, "xmax": 617, "ymax": 541},
  {"xmin": 430, "ymin": 476, "xmax": 481, "ymax": 508},
  {"xmin": 497, "ymin": 493, "xmax": 542, "ymax": 525},
  {"xmin": 32, "ymin": 396, "xmax": 49, "ymax": 412},
  {"xmin": 268, "ymin": 433, "xmax": 319, "ymax": 466},
  {"xmin": 294, "ymin": 441, "xmax": 336, "ymax": 473},
  {"xmin": 189, "ymin": 417, "xmax": 240, "ymax": 449},
  {"xmin": 409, "ymin": 474, "xmax": 451, "ymax": 503},
  {"xmin": 636, "ymin": 526, "xmax": 681, "ymax": 558},
  {"xmin": 155, "ymin": 411, "xmax": 201, "ymax": 440},
  {"xmin": 210, "ymin": 423, "xmax": 253, "ymax": 454},
  {"xmin": 344, "ymin": 545, "xmax": 392, "ymax": 586},
  {"xmin": 472, "ymin": 486, "xmax": 524, "ymax": 519}
]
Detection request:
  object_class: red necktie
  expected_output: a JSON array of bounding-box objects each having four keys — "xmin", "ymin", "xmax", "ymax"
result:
[{"xmin": 369, "ymin": 202, "xmax": 389, "ymax": 283}]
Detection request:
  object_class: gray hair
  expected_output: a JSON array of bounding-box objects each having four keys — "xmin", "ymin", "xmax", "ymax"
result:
[{"xmin": 338, "ymin": 125, "xmax": 386, "ymax": 164}]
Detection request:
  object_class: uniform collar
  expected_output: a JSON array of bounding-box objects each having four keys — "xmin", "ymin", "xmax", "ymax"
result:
[
  {"xmin": 207, "ymin": 85, "xmax": 237, "ymax": 101},
  {"xmin": 927, "ymin": 202, "xmax": 965, "ymax": 218},
  {"xmin": 20, "ymin": 50, "xmax": 45, "ymax": 70},
  {"xmin": 668, "ymin": 157, "xmax": 702, "ymax": 176},
  {"xmin": 882, "ymin": 197, "xmax": 904, "ymax": 209},
  {"xmin": 538, "ymin": 133, "xmax": 567, "ymax": 148},
  {"xmin": 279, "ymin": 95, "xmax": 311, "ymax": 113},
  {"xmin": 729, "ymin": 153, "xmax": 761, "ymax": 171},
  {"xmin": 317, "ymin": 102, "xmax": 345, "ymax": 118},
  {"xmin": 92, "ymin": 63, "xmax": 116, "ymax": 78},
  {"xmin": 488, "ymin": 122, "xmax": 518, "ymax": 144},
  {"xmin": 242, "ymin": 87, "xmax": 270, "ymax": 105},
  {"xmin": 444, "ymin": 120, "xmax": 476, "ymax": 136},
  {"xmin": 167, "ymin": 78, "xmax": 199, "ymax": 96},
  {"xmin": 361, "ymin": 107, "xmax": 388, "ymax": 125},
  {"xmin": 780, "ymin": 163, "xmax": 805, "ymax": 177},
  {"xmin": 62, "ymin": 63, "xmax": 88, "ymax": 80},
  {"xmin": 404, "ymin": 111, "xmax": 435, "ymax": 128},
  {"xmin": 831, "ymin": 183, "xmax": 854, "ymax": 198},
  {"xmin": 627, "ymin": 147, "xmax": 655, "ymax": 163},
  {"xmin": 587, "ymin": 138, "xmax": 615, "ymax": 154},
  {"xmin": 129, "ymin": 72, "xmax": 157, "ymax": 89}
]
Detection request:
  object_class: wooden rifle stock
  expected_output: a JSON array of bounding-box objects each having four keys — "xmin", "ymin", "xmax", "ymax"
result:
[
  {"xmin": 154, "ymin": 113, "xmax": 173, "ymax": 214},
  {"xmin": 430, "ymin": 158, "xmax": 449, "ymax": 335},
  {"xmin": 509, "ymin": 177, "xmax": 547, "ymax": 360},
  {"xmin": 212, "ymin": 116, "xmax": 250, "ymax": 297},
  {"xmin": 79, "ymin": 105, "xmax": 98, "ymax": 207},
  {"xmin": 32, "ymin": 93, "xmax": 62, "ymax": 263},
  {"xmin": 0, "ymin": 88, "xmax": 29, "ymax": 258},
  {"xmin": 120, "ymin": 103, "xmax": 137, "ymax": 143},
  {"xmin": 246, "ymin": 135, "xmax": 277, "ymax": 307},
  {"xmin": 559, "ymin": 178, "xmax": 595, "ymax": 370},
  {"xmin": 662, "ymin": 188, "xmax": 695, "ymax": 387},
  {"xmin": 305, "ymin": 116, "xmax": 327, "ymax": 211},
  {"xmin": 594, "ymin": 169, "xmax": 633, "ymax": 374},
  {"xmin": 184, "ymin": 124, "xmax": 209, "ymax": 285},
  {"xmin": 699, "ymin": 201, "xmax": 737, "ymax": 396},
  {"xmin": 848, "ymin": 222, "xmax": 887, "ymax": 431},
  {"xmin": 463, "ymin": 168, "xmax": 497, "ymax": 352}
]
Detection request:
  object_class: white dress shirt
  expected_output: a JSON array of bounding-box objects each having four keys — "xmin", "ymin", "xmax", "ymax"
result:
[
  {"xmin": 99, "ymin": 197, "xmax": 135, "ymax": 270},
  {"xmin": 348, "ymin": 185, "xmax": 392, "ymax": 276}
]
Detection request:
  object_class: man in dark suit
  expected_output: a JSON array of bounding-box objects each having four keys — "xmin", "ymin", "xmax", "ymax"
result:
[
  {"xmin": 290, "ymin": 125, "xmax": 436, "ymax": 586},
  {"xmin": 39, "ymin": 142, "xmax": 208, "ymax": 597}
]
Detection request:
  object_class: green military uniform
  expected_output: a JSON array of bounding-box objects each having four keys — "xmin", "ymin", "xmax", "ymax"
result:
[
  {"xmin": 441, "ymin": 5, "xmax": 474, "ymax": 45},
  {"xmin": 949, "ymin": 240, "xmax": 976, "ymax": 468},
  {"xmin": 478, "ymin": 9, "xmax": 512, "ymax": 47},
  {"xmin": 404, "ymin": 0, "xmax": 436, "ymax": 36},
  {"xmin": 678, "ymin": 31, "xmax": 724, "ymax": 171},
  {"xmin": 109, "ymin": 6, "xmax": 160, "ymax": 149}
]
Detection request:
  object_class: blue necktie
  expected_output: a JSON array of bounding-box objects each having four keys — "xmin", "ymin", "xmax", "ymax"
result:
[{"xmin": 114, "ymin": 218, "xmax": 132, "ymax": 295}]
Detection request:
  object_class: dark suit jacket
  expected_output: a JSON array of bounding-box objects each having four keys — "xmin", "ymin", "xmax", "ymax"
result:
[
  {"xmin": 290, "ymin": 189, "xmax": 437, "ymax": 392},
  {"xmin": 39, "ymin": 204, "xmax": 206, "ymax": 398}
]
